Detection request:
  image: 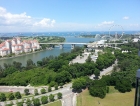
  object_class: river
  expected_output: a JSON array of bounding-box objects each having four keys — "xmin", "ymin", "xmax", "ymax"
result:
[{"xmin": 0, "ymin": 37, "xmax": 94, "ymax": 67}]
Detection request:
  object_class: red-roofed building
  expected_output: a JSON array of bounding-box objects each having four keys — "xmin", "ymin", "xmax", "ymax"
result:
[{"xmin": 0, "ymin": 37, "xmax": 40, "ymax": 56}]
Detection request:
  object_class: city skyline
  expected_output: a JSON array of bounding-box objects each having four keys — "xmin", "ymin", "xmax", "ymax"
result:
[{"xmin": 0, "ymin": 0, "xmax": 140, "ymax": 32}]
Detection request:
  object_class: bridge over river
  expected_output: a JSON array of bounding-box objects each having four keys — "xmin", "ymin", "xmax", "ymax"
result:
[{"xmin": 39, "ymin": 42, "xmax": 125, "ymax": 49}]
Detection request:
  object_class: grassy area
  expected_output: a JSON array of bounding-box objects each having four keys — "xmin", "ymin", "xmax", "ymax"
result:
[
  {"xmin": 44, "ymin": 100, "xmax": 61, "ymax": 106},
  {"xmin": 108, "ymin": 86, "xmax": 119, "ymax": 93},
  {"xmin": 77, "ymin": 87, "xmax": 135, "ymax": 106}
]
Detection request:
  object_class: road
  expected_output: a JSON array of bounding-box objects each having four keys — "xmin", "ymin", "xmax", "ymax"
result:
[
  {"xmin": 0, "ymin": 83, "xmax": 73, "ymax": 106},
  {"xmin": 100, "ymin": 60, "xmax": 117, "ymax": 76},
  {"xmin": 90, "ymin": 60, "xmax": 117, "ymax": 80}
]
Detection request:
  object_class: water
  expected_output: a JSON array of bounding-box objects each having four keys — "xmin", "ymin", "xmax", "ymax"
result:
[
  {"xmin": 0, "ymin": 36, "xmax": 94, "ymax": 67},
  {"xmin": 0, "ymin": 30, "xmax": 139, "ymax": 67},
  {"xmin": 0, "ymin": 31, "xmax": 139, "ymax": 37}
]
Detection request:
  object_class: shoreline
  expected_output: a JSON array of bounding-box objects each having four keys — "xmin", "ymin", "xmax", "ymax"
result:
[{"xmin": 0, "ymin": 49, "xmax": 49, "ymax": 60}]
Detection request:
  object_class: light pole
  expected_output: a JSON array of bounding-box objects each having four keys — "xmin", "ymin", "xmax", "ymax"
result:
[{"xmin": 135, "ymin": 69, "xmax": 140, "ymax": 106}]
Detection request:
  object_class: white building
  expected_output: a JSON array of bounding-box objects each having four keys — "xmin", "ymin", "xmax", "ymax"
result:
[
  {"xmin": 132, "ymin": 38, "xmax": 139, "ymax": 42},
  {"xmin": 0, "ymin": 37, "xmax": 40, "ymax": 57}
]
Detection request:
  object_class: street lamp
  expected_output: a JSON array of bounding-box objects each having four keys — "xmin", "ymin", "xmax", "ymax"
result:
[{"xmin": 134, "ymin": 69, "xmax": 140, "ymax": 106}]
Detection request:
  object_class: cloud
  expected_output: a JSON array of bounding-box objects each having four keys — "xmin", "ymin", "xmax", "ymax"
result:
[
  {"xmin": 123, "ymin": 16, "xmax": 129, "ymax": 20},
  {"xmin": 97, "ymin": 21, "xmax": 114, "ymax": 27},
  {"xmin": 0, "ymin": 7, "xmax": 32, "ymax": 26},
  {"xmin": 0, "ymin": 6, "xmax": 55, "ymax": 31},
  {"xmin": 102, "ymin": 21, "xmax": 114, "ymax": 25},
  {"xmin": 33, "ymin": 18, "xmax": 55, "ymax": 27}
]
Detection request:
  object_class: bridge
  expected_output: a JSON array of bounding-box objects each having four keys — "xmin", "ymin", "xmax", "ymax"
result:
[{"xmin": 39, "ymin": 42, "xmax": 125, "ymax": 49}]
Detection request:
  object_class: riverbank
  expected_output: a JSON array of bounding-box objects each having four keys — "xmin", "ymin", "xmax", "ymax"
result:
[
  {"xmin": 0, "ymin": 49, "xmax": 49, "ymax": 61},
  {"xmin": 0, "ymin": 37, "xmax": 93, "ymax": 67}
]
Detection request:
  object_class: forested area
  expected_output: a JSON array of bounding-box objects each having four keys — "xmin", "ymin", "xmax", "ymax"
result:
[
  {"xmin": 72, "ymin": 42, "xmax": 140, "ymax": 98},
  {"xmin": 0, "ymin": 47, "xmax": 82, "ymax": 86},
  {"xmin": 0, "ymin": 45, "xmax": 115, "ymax": 87}
]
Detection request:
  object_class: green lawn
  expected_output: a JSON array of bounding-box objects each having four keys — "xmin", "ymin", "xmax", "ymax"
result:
[
  {"xmin": 77, "ymin": 86, "xmax": 135, "ymax": 106},
  {"xmin": 44, "ymin": 100, "xmax": 61, "ymax": 106}
]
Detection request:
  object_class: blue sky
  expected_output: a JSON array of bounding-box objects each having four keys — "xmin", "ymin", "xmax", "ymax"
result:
[{"xmin": 0, "ymin": 0, "xmax": 140, "ymax": 32}]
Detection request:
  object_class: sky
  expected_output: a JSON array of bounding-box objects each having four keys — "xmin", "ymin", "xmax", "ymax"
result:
[{"xmin": 0, "ymin": 0, "xmax": 140, "ymax": 32}]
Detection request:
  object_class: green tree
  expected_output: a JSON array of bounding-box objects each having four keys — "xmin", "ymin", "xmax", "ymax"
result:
[
  {"xmin": 3, "ymin": 63, "xmax": 8, "ymax": 69},
  {"xmin": 41, "ymin": 96, "xmax": 48, "ymax": 104},
  {"xmin": 86, "ymin": 55, "xmax": 92, "ymax": 63},
  {"xmin": 4, "ymin": 66, "xmax": 18, "ymax": 76},
  {"xmin": 33, "ymin": 98, "xmax": 40, "ymax": 106},
  {"xmin": 37, "ymin": 61, "xmax": 42, "ymax": 66},
  {"xmin": 89, "ymin": 86, "xmax": 106, "ymax": 99},
  {"xmin": 49, "ymin": 94, "xmax": 54, "ymax": 102},
  {"xmin": 26, "ymin": 59, "xmax": 35, "ymax": 69},
  {"xmin": 55, "ymin": 84, "xmax": 58, "ymax": 90},
  {"xmin": 41, "ymin": 88, "xmax": 46, "ymax": 94},
  {"xmin": 59, "ymin": 83, "xmax": 64, "ymax": 88},
  {"xmin": 72, "ymin": 79, "xmax": 84, "ymax": 92},
  {"xmin": 8, "ymin": 93, "xmax": 15, "ymax": 100},
  {"xmin": 106, "ymin": 86, "xmax": 109, "ymax": 93},
  {"xmin": 0, "ymin": 93, "xmax": 6, "ymax": 101},
  {"xmin": 115, "ymin": 80, "xmax": 132, "ymax": 93},
  {"xmin": 94, "ymin": 68, "xmax": 100, "ymax": 78},
  {"xmin": 96, "ymin": 58, "xmax": 104, "ymax": 70},
  {"xmin": 34, "ymin": 89, "xmax": 39, "ymax": 95},
  {"xmin": 24, "ymin": 89, "xmax": 29, "ymax": 95},
  {"xmin": 15, "ymin": 92, "xmax": 21, "ymax": 99},
  {"xmin": 72, "ymin": 77, "xmax": 88, "ymax": 92},
  {"xmin": 57, "ymin": 92, "xmax": 62, "ymax": 99},
  {"xmin": 13, "ymin": 61, "xmax": 22, "ymax": 70},
  {"xmin": 26, "ymin": 98, "xmax": 32, "ymax": 106},
  {"xmin": 26, "ymin": 59, "xmax": 34, "ymax": 67},
  {"xmin": 48, "ymin": 86, "xmax": 52, "ymax": 92},
  {"xmin": 55, "ymin": 71, "xmax": 71, "ymax": 84},
  {"xmin": 5, "ymin": 104, "xmax": 12, "ymax": 106},
  {"xmin": 16, "ymin": 102, "xmax": 23, "ymax": 106},
  {"xmin": 49, "ymin": 81, "xmax": 56, "ymax": 87}
]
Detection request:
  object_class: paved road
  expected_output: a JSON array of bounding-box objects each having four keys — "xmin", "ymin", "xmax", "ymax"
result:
[
  {"xmin": 62, "ymin": 93, "xmax": 74, "ymax": 106},
  {"xmin": 100, "ymin": 60, "xmax": 117, "ymax": 76},
  {"xmin": 90, "ymin": 60, "xmax": 117, "ymax": 80},
  {"xmin": 0, "ymin": 83, "xmax": 73, "ymax": 106}
]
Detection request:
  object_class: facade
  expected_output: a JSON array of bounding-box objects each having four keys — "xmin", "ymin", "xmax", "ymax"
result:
[{"xmin": 0, "ymin": 37, "xmax": 40, "ymax": 57}]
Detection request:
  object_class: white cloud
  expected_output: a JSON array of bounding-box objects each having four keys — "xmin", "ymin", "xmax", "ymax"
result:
[
  {"xmin": 102, "ymin": 21, "xmax": 114, "ymax": 25},
  {"xmin": 0, "ymin": 6, "xmax": 55, "ymax": 32},
  {"xmin": 0, "ymin": 7, "xmax": 32, "ymax": 26},
  {"xmin": 0, "ymin": 7, "xmax": 6, "ymax": 13},
  {"xmin": 123, "ymin": 16, "xmax": 129, "ymax": 20},
  {"xmin": 33, "ymin": 18, "xmax": 55, "ymax": 27},
  {"xmin": 97, "ymin": 21, "xmax": 114, "ymax": 27}
]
